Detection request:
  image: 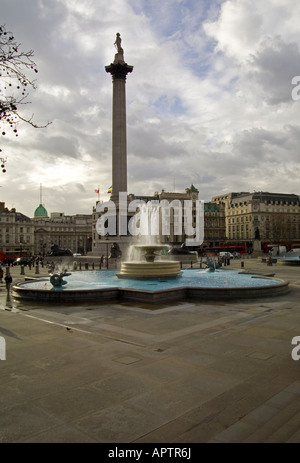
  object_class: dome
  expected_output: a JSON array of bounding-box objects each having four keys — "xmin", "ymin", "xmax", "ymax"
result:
[{"xmin": 34, "ymin": 204, "xmax": 48, "ymax": 217}]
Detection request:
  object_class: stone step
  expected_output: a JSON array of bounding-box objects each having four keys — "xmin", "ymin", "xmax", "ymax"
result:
[{"xmin": 210, "ymin": 381, "xmax": 300, "ymax": 442}]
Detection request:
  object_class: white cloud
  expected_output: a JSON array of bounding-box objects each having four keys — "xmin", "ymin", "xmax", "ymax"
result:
[{"xmin": 0, "ymin": 0, "xmax": 300, "ymax": 218}]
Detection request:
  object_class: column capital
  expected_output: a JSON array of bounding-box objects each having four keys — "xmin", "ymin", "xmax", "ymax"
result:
[{"xmin": 105, "ymin": 62, "xmax": 133, "ymax": 81}]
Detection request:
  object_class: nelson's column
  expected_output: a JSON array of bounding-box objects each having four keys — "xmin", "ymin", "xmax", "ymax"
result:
[
  {"xmin": 92, "ymin": 34, "xmax": 133, "ymax": 257},
  {"xmin": 105, "ymin": 33, "xmax": 133, "ymax": 204}
]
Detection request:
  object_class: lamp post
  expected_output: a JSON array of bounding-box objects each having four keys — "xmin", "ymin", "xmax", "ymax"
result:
[{"xmin": 106, "ymin": 234, "xmax": 109, "ymax": 270}]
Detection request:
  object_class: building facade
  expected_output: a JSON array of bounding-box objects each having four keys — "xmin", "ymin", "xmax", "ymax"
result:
[
  {"xmin": 92, "ymin": 185, "xmax": 226, "ymax": 254},
  {"xmin": 0, "ymin": 202, "xmax": 34, "ymax": 258},
  {"xmin": 0, "ymin": 201, "xmax": 92, "ymax": 259},
  {"xmin": 212, "ymin": 191, "xmax": 300, "ymax": 248},
  {"xmin": 33, "ymin": 207, "xmax": 93, "ymax": 256}
]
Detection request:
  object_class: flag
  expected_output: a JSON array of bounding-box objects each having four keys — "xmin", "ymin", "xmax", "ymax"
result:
[
  {"xmin": 94, "ymin": 188, "xmax": 100, "ymax": 194},
  {"xmin": 107, "ymin": 186, "xmax": 112, "ymax": 194}
]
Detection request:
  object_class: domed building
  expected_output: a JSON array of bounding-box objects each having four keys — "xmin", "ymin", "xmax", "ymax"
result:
[{"xmin": 34, "ymin": 204, "xmax": 49, "ymax": 218}]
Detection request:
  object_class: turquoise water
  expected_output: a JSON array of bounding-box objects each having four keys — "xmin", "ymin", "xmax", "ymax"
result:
[{"xmin": 20, "ymin": 269, "xmax": 281, "ymax": 291}]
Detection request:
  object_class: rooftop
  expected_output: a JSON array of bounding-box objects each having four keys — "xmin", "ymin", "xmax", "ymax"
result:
[{"xmin": 34, "ymin": 204, "xmax": 48, "ymax": 218}]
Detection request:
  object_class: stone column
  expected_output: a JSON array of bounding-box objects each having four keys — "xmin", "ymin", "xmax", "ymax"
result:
[{"xmin": 105, "ymin": 34, "xmax": 133, "ymax": 204}]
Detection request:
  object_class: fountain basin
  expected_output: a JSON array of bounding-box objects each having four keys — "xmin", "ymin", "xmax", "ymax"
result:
[
  {"xmin": 12, "ymin": 269, "xmax": 290, "ymax": 304},
  {"xmin": 117, "ymin": 261, "xmax": 181, "ymax": 279},
  {"xmin": 118, "ymin": 243, "xmax": 181, "ymax": 279}
]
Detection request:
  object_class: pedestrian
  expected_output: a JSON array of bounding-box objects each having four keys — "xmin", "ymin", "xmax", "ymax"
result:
[
  {"xmin": 0, "ymin": 267, "xmax": 3, "ymax": 282},
  {"xmin": 5, "ymin": 272, "xmax": 12, "ymax": 292}
]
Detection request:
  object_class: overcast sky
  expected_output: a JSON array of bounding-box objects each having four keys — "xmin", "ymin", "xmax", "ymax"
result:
[{"xmin": 1, "ymin": 0, "xmax": 300, "ymax": 218}]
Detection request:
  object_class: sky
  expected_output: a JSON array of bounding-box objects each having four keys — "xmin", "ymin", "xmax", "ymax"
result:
[{"xmin": 1, "ymin": 0, "xmax": 300, "ymax": 218}]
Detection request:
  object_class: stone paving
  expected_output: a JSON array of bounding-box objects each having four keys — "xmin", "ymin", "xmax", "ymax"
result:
[{"xmin": 0, "ymin": 257, "xmax": 299, "ymax": 443}]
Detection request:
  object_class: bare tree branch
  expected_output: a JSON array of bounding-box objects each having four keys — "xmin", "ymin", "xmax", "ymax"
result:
[{"xmin": 0, "ymin": 24, "xmax": 51, "ymax": 171}]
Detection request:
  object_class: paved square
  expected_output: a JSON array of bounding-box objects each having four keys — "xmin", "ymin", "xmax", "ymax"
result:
[{"xmin": 0, "ymin": 258, "xmax": 299, "ymax": 443}]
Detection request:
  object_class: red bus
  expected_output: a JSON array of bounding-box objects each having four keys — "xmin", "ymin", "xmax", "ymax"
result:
[
  {"xmin": 0, "ymin": 247, "xmax": 29, "ymax": 263},
  {"xmin": 199, "ymin": 243, "xmax": 247, "ymax": 256}
]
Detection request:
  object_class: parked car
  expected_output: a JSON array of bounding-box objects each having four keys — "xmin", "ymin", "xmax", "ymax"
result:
[
  {"xmin": 219, "ymin": 252, "xmax": 234, "ymax": 259},
  {"xmin": 73, "ymin": 253, "xmax": 81, "ymax": 257},
  {"xmin": 233, "ymin": 252, "xmax": 241, "ymax": 258}
]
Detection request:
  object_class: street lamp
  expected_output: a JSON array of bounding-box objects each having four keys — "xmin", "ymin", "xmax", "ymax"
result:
[
  {"xmin": 19, "ymin": 241, "xmax": 23, "ymax": 258},
  {"xmin": 105, "ymin": 233, "xmax": 109, "ymax": 270}
]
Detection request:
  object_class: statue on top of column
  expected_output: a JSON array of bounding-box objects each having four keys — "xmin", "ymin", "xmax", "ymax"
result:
[
  {"xmin": 114, "ymin": 33, "xmax": 125, "ymax": 64},
  {"xmin": 114, "ymin": 33, "xmax": 123, "ymax": 53}
]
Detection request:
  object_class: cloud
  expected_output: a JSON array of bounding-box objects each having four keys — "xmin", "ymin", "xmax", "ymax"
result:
[
  {"xmin": 1, "ymin": 0, "xmax": 300, "ymax": 219},
  {"xmin": 247, "ymin": 37, "xmax": 300, "ymax": 105}
]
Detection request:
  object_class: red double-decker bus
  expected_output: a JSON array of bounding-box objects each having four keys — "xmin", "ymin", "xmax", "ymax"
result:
[
  {"xmin": 199, "ymin": 243, "xmax": 248, "ymax": 256},
  {"xmin": 0, "ymin": 247, "xmax": 29, "ymax": 264}
]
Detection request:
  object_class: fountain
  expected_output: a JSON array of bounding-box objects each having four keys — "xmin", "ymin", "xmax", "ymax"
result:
[
  {"xmin": 117, "ymin": 202, "xmax": 181, "ymax": 279},
  {"xmin": 11, "ymin": 202, "xmax": 290, "ymax": 303},
  {"xmin": 117, "ymin": 244, "xmax": 181, "ymax": 279}
]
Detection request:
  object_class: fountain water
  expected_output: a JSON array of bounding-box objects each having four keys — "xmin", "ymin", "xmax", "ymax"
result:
[{"xmin": 117, "ymin": 202, "xmax": 181, "ymax": 279}]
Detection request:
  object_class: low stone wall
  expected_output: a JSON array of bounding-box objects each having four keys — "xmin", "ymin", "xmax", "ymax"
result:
[{"xmin": 12, "ymin": 275, "xmax": 290, "ymax": 304}]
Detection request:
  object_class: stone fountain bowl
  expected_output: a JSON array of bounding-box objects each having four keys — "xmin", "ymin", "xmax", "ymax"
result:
[
  {"xmin": 133, "ymin": 244, "xmax": 169, "ymax": 251},
  {"xmin": 117, "ymin": 243, "xmax": 180, "ymax": 278},
  {"xmin": 132, "ymin": 244, "xmax": 170, "ymax": 263},
  {"xmin": 117, "ymin": 261, "xmax": 181, "ymax": 279}
]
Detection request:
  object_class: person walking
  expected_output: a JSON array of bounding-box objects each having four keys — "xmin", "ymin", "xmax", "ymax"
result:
[{"xmin": 5, "ymin": 272, "xmax": 12, "ymax": 292}]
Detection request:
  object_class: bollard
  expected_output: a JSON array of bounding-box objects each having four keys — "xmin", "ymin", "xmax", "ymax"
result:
[
  {"xmin": 92, "ymin": 262, "xmax": 95, "ymax": 270},
  {"xmin": 20, "ymin": 265, "xmax": 25, "ymax": 275},
  {"xmin": 241, "ymin": 261, "xmax": 244, "ymax": 268},
  {"xmin": 79, "ymin": 262, "xmax": 82, "ymax": 270},
  {"xmin": 35, "ymin": 264, "xmax": 40, "ymax": 274},
  {"xmin": 85, "ymin": 263, "xmax": 89, "ymax": 270}
]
